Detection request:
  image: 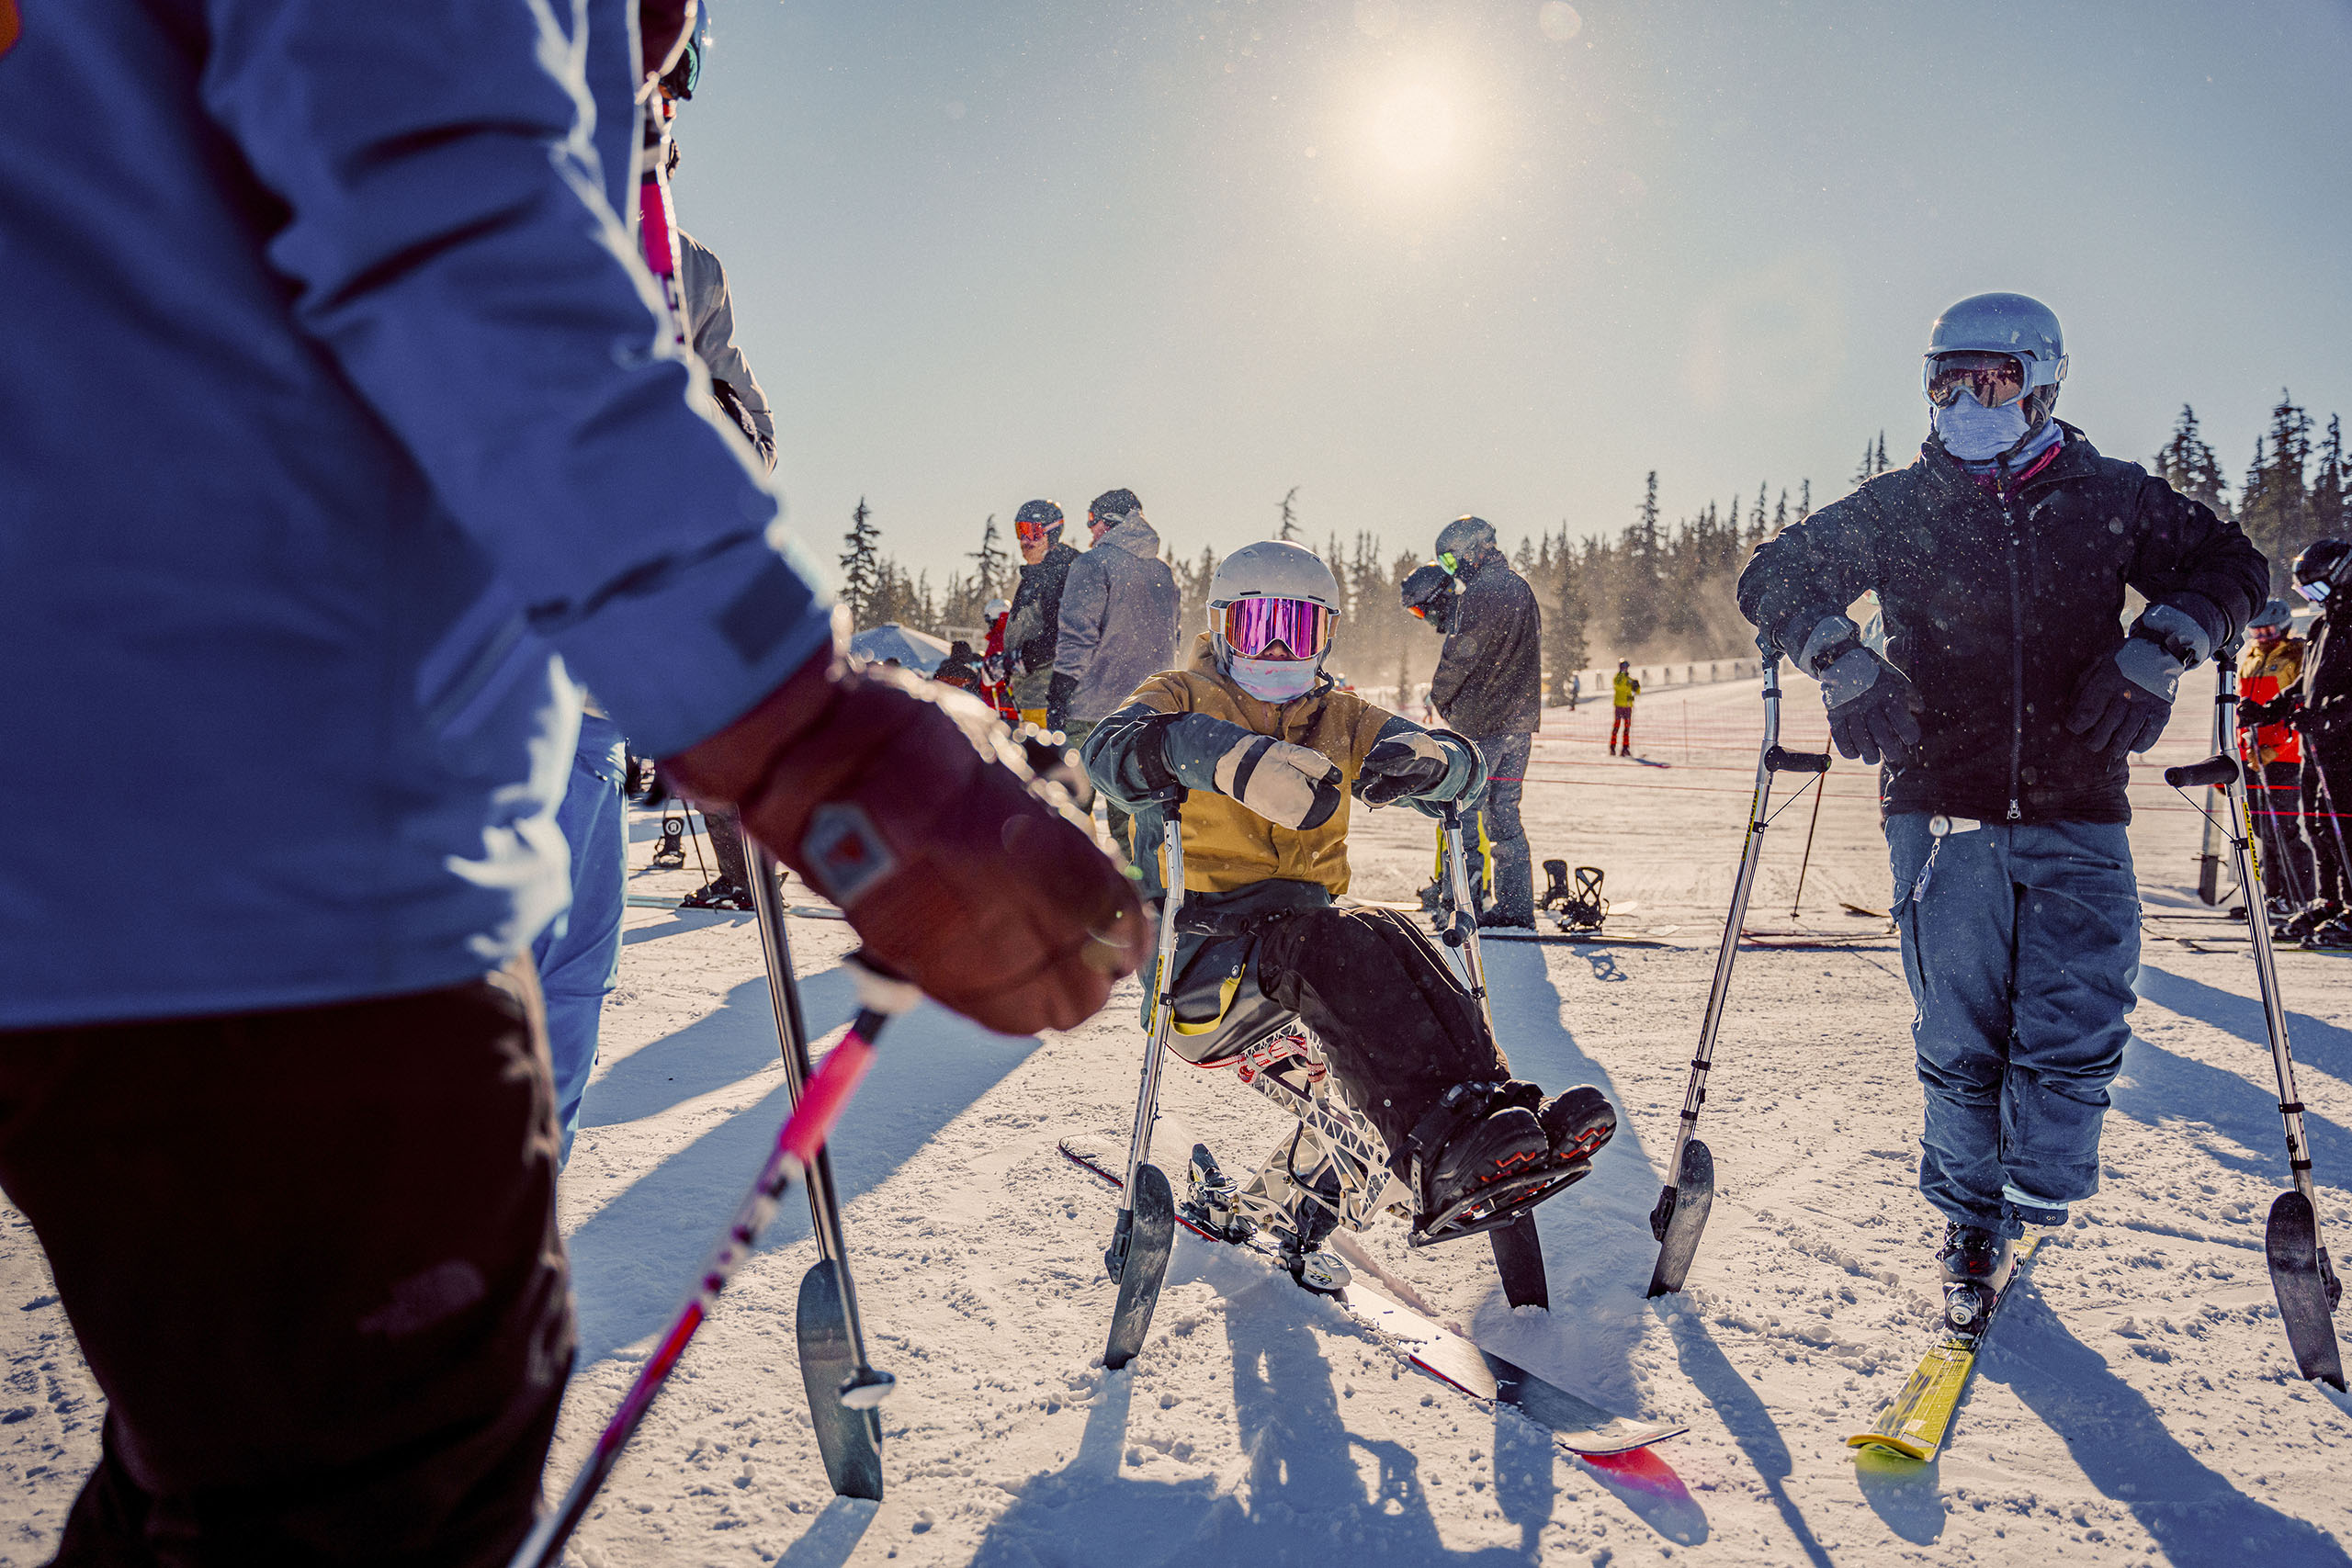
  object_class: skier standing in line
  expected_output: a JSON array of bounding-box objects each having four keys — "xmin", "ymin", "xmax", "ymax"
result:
[
  {"xmin": 2233, "ymin": 598, "xmax": 2316, "ymax": 927},
  {"xmin": 1004, "ymin": 499, "xmax": 1080, "ymax": 728},
  {"xmin": 2244, "ymin": 543, "xmax": 2352, "ymax": 947},
  {"xmin": 1082, "ymin": 541, "xmax": 1617, "ymax": 1223},
  {"xmin": 1608, "ymin": 660, "xmax": 1640, "ymax": 755},
  {"xmin": 0, "ymin": 6, "xmax": 1143, "ymax": 1561},
  {"xmin": 1050, "ymin": 489, "xmax": 1182, "ymax": 872},
  {"xmin": 1737, "ymin": 292, "xmax": 2264, "ymax": 1293},
  {"xmin": 1427, "ymin": 516, "xmax": 1543, "ymax": 928}
]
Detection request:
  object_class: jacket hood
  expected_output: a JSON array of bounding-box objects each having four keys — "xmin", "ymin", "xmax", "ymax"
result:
[{"xmin": 1097, "ymin": 515, "xmax": 1162, "ymax": 558}]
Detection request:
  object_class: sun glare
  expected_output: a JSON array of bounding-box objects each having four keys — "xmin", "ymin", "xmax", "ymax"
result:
[{"xmin": 1366, "ymin": 77, "xmax": 1463, "ymax": 182}]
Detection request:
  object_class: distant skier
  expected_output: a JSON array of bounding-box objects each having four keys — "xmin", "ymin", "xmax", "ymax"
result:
[
  {"xmin": 1737, "ymin": 292, "xmax": 2264, "ymax": 1297},
  {"xmin": 1004, "ymin": 499, "xmax": 1079, "ymax": 728},
  {"xmin": 1083, "ymin": 542, "xmax": 1616, "ymax": 1225},
  {"xmin": 2233, "ymin": 599, "xmax": 2316, "ymax": 925},
  {"xmin": 2243, "ymin": 544, "xmax": 2352, "ymax": 947},
  {"xmin": 979, "ymin": 595, "xmax": 1018, "ymax": 722},
  {"xmin": 1427, "ymin": 516, "xmax": 1543, "ymax": 928},
  {"xmin": 1609, "ymin": 661, "xmax": 1639, "ymax": 755},
  {"xmin": 1050, "ymin": 489, "xmax": 1182, "ymax": 867},
  {"xmin": 932, "ymin": 639, "xmax": 986, "ymax": 696}
]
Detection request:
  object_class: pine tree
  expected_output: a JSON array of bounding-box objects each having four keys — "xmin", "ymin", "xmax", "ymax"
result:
[
  {"xmin": 840, "ymin": 496, "xmax": 882, "ymax": 626},
  {"xmin": 1798, "ymin": 478, "xmax": 1813, "ymax": 521},
  {"xmin": 1852, "ymin": 441, "xmax": 1875, "ymax": 489},
  {"xmin": 1773, "ymin": 490, "xmax": 1788, "ymax": 535},
  {"xmin": 1874, "ymin": 431, "xmax": 1890, "ymax": 476},
  {"xmin": 967, "ymin": 513, "xmax": 1009, "ymax": 604},
  {"xmin": 2154, "ymin": 404, "xmax": 2230, "ymax": 515},
  {"xmin": 2312, "ymin": 413, "xmax": 2346, "ymax": 544},
  {"xmin": 2242, "ymin": 393, "xmax": 2315, "ymax": 583},
  {"xmin": 1278, "ymin": 486, "xmax": 1301, "ymax": 543}
]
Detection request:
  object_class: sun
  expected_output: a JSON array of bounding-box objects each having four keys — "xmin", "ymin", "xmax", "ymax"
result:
[{"xmin": 1368, "ymin": 79, "xmax": 1460, "ymax": 177}]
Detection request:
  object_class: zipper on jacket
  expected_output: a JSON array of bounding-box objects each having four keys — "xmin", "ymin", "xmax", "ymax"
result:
[{"xmin": 2002, "ymin": 493, "xmax": 2024, "ymax": 822}]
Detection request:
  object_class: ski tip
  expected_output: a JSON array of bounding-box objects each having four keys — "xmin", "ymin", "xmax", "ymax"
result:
[{"xmin": 1847, "ymin": 1432, "xmax": 1936, "ymax": 1463}]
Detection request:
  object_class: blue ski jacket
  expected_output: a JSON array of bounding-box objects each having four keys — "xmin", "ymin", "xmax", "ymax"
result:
[{"xmin": 0, "ymin": 0, "xmax": 834, "ymax": 1028}]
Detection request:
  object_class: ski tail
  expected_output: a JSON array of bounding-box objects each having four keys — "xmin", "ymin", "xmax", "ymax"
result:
[
  {"xmin": 2266, "ymin": 1191, "xmax": 2348, "ymax": 1391},
  {"xmin": 1102, "ymin": 1163, "xmax": 1175, "ymax": 1371},
  {"xmin": 1645, "ymin": 1138, "xmax": 1715, "ymax": 1297},
  {"xmin": 796, "ymin": 1260, "xmax": 885, "ymax": 1499}
]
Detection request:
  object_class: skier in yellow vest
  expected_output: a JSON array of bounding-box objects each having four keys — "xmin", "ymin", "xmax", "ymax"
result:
[{"xmin": 1608, "ymin": 660, "xmax": 1640, "ymax": 755}]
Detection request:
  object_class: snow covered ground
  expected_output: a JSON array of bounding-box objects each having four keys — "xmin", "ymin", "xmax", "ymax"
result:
[{"xmin": 4, "ymin": 670, "xmax": 2350, "ymax": 1566}]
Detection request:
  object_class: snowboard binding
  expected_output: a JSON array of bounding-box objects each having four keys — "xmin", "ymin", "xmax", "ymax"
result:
[{"xmin": 1540, "ymin": 861, "xmax": 1610, "ymax": 932}]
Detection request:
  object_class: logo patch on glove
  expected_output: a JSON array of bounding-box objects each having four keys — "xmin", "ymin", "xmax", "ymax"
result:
[{"xmin": 802, "ymin": 803, "xmax": 898, "ymax": 907}]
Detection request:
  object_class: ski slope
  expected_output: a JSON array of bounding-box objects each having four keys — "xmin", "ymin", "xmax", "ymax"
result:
[{"xmin": 2, "ymin": 671, "xmax": 2348, "ymax": 1566}]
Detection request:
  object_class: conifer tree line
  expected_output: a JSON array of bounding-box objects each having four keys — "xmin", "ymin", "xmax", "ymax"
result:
[{"xmin": 831, "ymin": 389, "xmax": 2350, "ymax": 690}]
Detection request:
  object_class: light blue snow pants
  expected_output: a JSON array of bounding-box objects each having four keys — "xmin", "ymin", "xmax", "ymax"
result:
[
  {"xmin": 531, "ymin": 713, "xmax": 628, "ymax": 1167},
  {"xmin": 1887, "ymin": 814, "xmax": 2140, "ymax": 1237}
]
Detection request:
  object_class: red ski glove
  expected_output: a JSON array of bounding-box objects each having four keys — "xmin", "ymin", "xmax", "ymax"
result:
[{"xmin": 663, "ymin": 637, "xmax": 1146, "ymax": 1035}]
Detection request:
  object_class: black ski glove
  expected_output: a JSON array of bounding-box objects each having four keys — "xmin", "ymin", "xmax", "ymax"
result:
[
  {"xmin": 1816, "ymin": 646, "xmax": 1923, "ymax": 765},
  {"xmin": 2066, "ymin": 637, "xmax": 2184, "ymax": 758},
  {"xmin": 1046, "ymin": 671, "xmax": 1079, "ymax": 735},
  {"xmin": 2238, "ymin": 694, "xmax": 2294, "ymax": 729},
  {"xmin": 1355, "ymin": 730, "xmax": 1455, "ymax": 806}
]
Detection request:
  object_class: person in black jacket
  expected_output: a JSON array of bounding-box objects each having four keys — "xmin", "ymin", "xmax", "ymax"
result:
[
  {"xmin": 1738, "ymin": 293, "xmax": 2266, "ymax": 1294},
  {"xmin": 1004, "ymin": 499, "xmax": 1080, "ymax": 726},
  {"xmin": 1428, "ymin": 516, "xmax": 1544, "ymax": 927},
  {"xmin": 2240, "ymin": 542, "xmax": 2352, "ymax": 946}
]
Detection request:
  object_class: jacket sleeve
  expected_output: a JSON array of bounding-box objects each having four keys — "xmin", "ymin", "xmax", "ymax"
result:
[
  {"xmin": 1054, "ymin": 553, "xmax": 1106, "ymax": 680},
  {"xmin": 679, "ymin": 231, "xmax": 775, "ymax": 468},
  {"xmin": 1080, "ymin": 682, "xmax": 1186, "ymax": 807},
  {"xmin": 1004, "ymin": 577, "xmax": 1047, "ymax": 669},
  {"xmin": 1736, "ymin": 491, "xmax": 1883, "ymax": 662},
  {"xmin": 192, "ymin": 0, "xmax": 831, "ymax": 758},
  {"xmin": 2122, "ymin": 472, "xmax": 2267, "ymax": 657}
]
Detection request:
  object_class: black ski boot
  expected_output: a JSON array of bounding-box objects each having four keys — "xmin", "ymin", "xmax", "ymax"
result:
[
  {"xmin": 1937, "ymin": 1222, "xmax": 2012, "ymax": 1335},
  {"xmin": 1413, "ymin": 1089, "xmax": 1551, "ymax": 1223},
  {"xmin": 2309, "ymin": 913, "xmax": 2352, "ymax": 950},
  {"xmin": 1536, "ymin": 1085, "xmax": 1617, "ymax": 1165},
  {"xmin": 680, "ymin": 876, "xmax": 752, "ymax": 910},
  {"xmin": 2286, "ymin": 899, "xmax": 2343, "ymax": 943}
]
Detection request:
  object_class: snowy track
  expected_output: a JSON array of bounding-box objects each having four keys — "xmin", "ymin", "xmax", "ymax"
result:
[{"xmin": 3, "ymin": 673, "xmax": 2348, "ymax": 1565}]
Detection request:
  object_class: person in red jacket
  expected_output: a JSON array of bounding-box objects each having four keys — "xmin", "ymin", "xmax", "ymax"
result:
[{"xmin": 2236, "ymin": 599, "xmax": 2316, "ymax": 924}]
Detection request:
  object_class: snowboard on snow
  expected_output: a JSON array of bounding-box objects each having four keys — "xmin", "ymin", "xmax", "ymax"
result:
[{"xmin": 1059, "ymin": 1135, "xmax": 1682, "ymax": 1457}]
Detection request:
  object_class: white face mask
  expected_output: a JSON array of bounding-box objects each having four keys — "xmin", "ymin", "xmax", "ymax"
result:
[
  {"xmin": 1933, "ymin": 389, "xmax": 2030, "ymax": 461},
  {"xmin": 1228, "ymin": 652, "xmax": 1319, "ymax": 703}
]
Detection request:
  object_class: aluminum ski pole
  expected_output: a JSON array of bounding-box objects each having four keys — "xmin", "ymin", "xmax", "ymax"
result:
[
  {"xmin": 1102, "ymin": 795, "xmax": 1185, "ymax": 1369},
  {"xmin": 2165, "ymin": 654, "xmax": 2344, "ymax": 1389},
  {"xmin": 748, "ymin": 848, "xmax": 891, "ymax": 1499},
  {"xmin": 511, "ymin": 956, "xmax": 921, "ymax": 1568},
  {"xmin": 1647, "ymin": 646, "xmax": 1826, "ymax": 1298}
]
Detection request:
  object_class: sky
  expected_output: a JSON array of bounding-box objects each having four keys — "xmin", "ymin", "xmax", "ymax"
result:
[{"xmin": 672, "ymin": 0, "xmax": 2352, "ymax": 588}]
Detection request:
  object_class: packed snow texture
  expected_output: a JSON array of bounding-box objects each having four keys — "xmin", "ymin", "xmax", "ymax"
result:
[{"xmin": 2, "ymin": 670, "xmax": 2348, "ymax": 1566}]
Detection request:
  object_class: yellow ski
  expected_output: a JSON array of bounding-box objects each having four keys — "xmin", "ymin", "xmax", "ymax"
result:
[{"xmin": 1848, "ymin": 1233, "xmax": 2046, "ymax": 1462}]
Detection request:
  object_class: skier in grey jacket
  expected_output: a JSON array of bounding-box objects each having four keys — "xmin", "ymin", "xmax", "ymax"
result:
[{"xmin": 1051, "ymin": 488, "xmax": 1182, "ymax": 863}]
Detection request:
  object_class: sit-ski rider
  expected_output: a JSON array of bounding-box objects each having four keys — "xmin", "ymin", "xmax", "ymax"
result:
[{"xmin": 1081, "ymin": 541, "xmax": 1616, "ymax": 1229}]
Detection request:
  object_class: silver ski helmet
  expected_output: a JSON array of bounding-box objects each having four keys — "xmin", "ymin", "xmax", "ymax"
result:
[
  {"xmin": 1208, "ymin": 540, "xmax": 1341, "ymax": 671},
  {"xmin": 1924, "ymin": 292, "xmax": 2066, "ymax": 426}
]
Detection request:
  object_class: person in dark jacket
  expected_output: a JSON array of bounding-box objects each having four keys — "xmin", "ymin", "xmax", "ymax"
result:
[
  {"xmin": 2242, "ymin": 544, "xmax": 2352, "ymax": 946},
  {"xmin": 1052, "ymin": 489, "xmax": 1182, "ymax": 864},
  {"xmin": 1428, "ymin": 516, "xmax": 1544, "ymax": 926},
  {"xmin": 1737, "ymin": 292, "xmax": 2266, "ymax": 1295},
  {"xmin": 1004, "ymin": 498, "xmax": 1079, "ymax": 726}
]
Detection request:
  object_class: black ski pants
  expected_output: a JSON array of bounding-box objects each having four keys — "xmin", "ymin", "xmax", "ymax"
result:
[
  {"xmin": 0, "ymin": 969, "xmax": 572, "ymax": 1567},
  {"xmin": 2253, "ymin": 758, "xmax": 2316, "ymax": 908},
  {"xmin": 2308, "ymin": 748, "xmax": 2352, "ymax": 906},
  {"xmin": 1253, "ymin": 907, "xmax": 1508, "ymax": 1170}
]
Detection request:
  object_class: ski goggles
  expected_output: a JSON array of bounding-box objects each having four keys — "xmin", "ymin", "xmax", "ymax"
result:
[
  {"xmin": 1437, "ymin": 550, "xmax": 1461, "ymax": 574},
  {"xmin": 2298, "ymin": 579, "xmax": 2333, "ymax": 606},
  {"xmin": 1218, "ymin": 596, "xmax": 1334, "ymax": 660},
  {"xmin": 1014, "ymin": 518, "xmax": 1053, "ymax": 545},
  {"xmin": 1923, "ymin": 351, "xmax": 2027, "ymax": 410}
]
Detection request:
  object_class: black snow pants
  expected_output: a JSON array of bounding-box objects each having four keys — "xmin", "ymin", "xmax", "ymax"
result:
[
  {"xmin": 1253, "ymin": 907, "xmax": 1509, "ymax": 1173},
  {"xmin": 2307, "ymin": 748, "xmax": 2352, "ymax": 906},
  {"xmin": 0, "ymin": 968, "xmax": 572, "ymax": 1567},
  {"xmin": 2253, "ymin": 758, "xmax": 2317, "ymax": 908}
]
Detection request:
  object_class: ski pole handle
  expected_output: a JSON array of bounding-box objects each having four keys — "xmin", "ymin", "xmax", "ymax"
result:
[
  {"xmin": 510, "ymin": 954, "xmax": 915, "ymax": 1568},
  {"xmin": 1765, "ymin": 746, "xmax": 1829, "ymax": 773},
  {"xmin": 2165, "ymin": 754, "xmax": 2238, "ymax": 790}
]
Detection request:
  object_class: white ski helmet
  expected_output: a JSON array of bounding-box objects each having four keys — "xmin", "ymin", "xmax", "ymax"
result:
[
  {"xmin": 1207, "ymin": 541, "xmax": 1341, "ymax": 675},
  {"xmin": 1925, "ymin": 292, "xmax": 2066, "ymax": 422}
]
